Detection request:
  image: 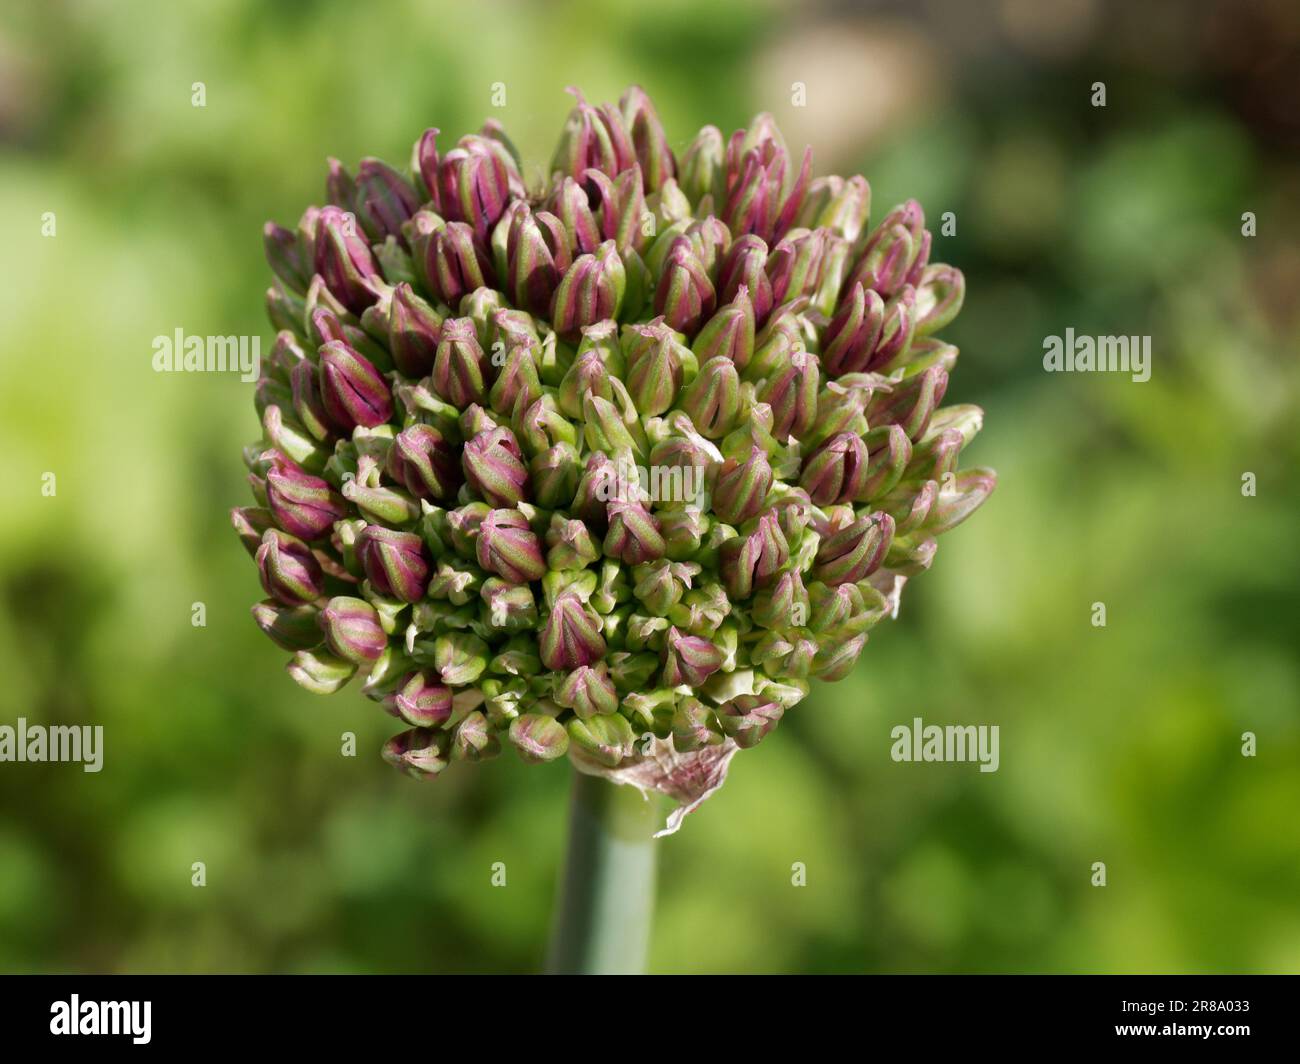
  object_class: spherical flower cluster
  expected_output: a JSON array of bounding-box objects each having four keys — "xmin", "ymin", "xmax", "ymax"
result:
[{"xmin": 233, "ymin": 86, "xmax": 995, "ymax": 786}]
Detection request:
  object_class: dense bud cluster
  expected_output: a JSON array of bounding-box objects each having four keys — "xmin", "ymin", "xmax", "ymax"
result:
[{"xmin": 236, "ymin": 86, "xmax": 994, "ymax": 787}]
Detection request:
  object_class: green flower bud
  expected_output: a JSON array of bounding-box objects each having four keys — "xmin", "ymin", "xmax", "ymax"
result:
[
  {"xmin": 508, "ymin": 713, "xmax": 570, "ymax": 764},
  {"xmin": 567, "ymin": 713, "xmax": 636, "ymax": 768},
  {"xmin": 251, "ymin": 600, "xmax": 323, "ymax": 651},
  {"xmin": 717, "ymin": 694, "xmax": 784, "ymax": 749},
  {"xmin": 382, "ymin": 728, "xmax": 449, "ymax": 779},
  {"xmin": 450, "ymin": 710, "xmax": 500, "ymax": 762},
  {"xmin": 287, "ymin": 648, "xmax": 356, "ymax": 694},
  {"xmin": 555, "ymin": 665, "xmax": 620, "ymax": 719}
]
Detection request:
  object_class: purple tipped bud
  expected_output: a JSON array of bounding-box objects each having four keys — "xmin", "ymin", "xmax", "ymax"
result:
[
  {"xmin": 231, "ymin": 506, "xmax": 277, "ymax": 557},
  {"xmin": 501, "ymin": 204, "xmax": 570, "ymax": 317},
  {"xmin": 813, "ymin": 634, "xmax": 867, "ymax": 682},
  {"xmin": 445, "ymin": 503, "xmax": 489, "ymax": 558},
  {"xmin": 756, "ymin": 347, "xmax": 819, "ymax": 439},
  {"xmin": 289, "ymin": 358, "xmax": 336, "ymax": 440},
  {"xmin": 489, "ymin": 343, "xmax": 543, "ymax": 418},
  {"xmin": 264, "ymin": 222, "xmax": 309, "ymax": 294},
  {"xmin": 843, "ymin": 199, "xmax": 929, "ymax": 300},
  {"xmin": 654, "ymin": 237, "xmax": 716, "ymax": 336},
  {"xmin": 586, "ymin": 165, "xmax": 648, "ymax": 253},
  {"xmin": 387, "ymin": 283, "xmax": 443, "ymax": 379},
  {"xmin": 719, "ymin": 512, "xmax": 788, "ymax": 599},
  {"xmin": 319, "ymin": 596, "xmax": 387, "ymax": 664},
  {"xmin": 450, "ymin": 711, "xmax": 500, "ymax": 762},
  {"xmin": 659, "ymin": 507, "xmax": 708, "ymax": 560},
  {"xmin": 906, "ymin": 427, "xmax": 964, "ymax": 484},
  {"xmin": 692, "ymin": 287, "xmax": 756, "ymax": 370},
  {"xmin": 558, "ymin": 349, "xmax": 618, "ymax": 417},
  {"xmin": 548, "ymin": 176, "xmax": 602, "ymax": 255},
  {"xmin": 662, "ymin": 626, "xmax": 724, "ymax": 687},
  {"xmin": 914, "ymin": 264, "xmax": 965, "ymax": 335},
  {"xmin": 462, "ymin": 426, "xmax": 530, "ymax": 507},
  {"xmin": 604, "ymin": 499, "xmax": 666, "ymax": 565},
  {"xmin": 722, "ymin": 135, "xmax": 811, "ymax": 245},
  {"xmin": 477, "ymin": 508, "xmax": 547, "ymax": 584},
  {"xmin": 251, "ymin": 600, "xmax": 323, "ymax": 651},
  {"xmin": 672, "ymin": 697, "xmax": 722, "ymax": 752},
  {"xmin": 800, "ymin": 431, "xmax": 870, "ymax": 507},
  {"xmin": 482, "ymin": 578, "xmax": 539, "ymax": 630},
  {"xmin": 712, "ymin": 445, "xmax": 772, "ymax": 525},
  {"xmin": 387, "ymin": 671, "xmax": 454, "ymax": 728},
  {"xmin": 540, "ymin": 590, "xmax": 607, "ymax": 671},
  {"xmin": 413, "ymin": 128, "xmax": 440, "ymax": 203},
  {"xmin": 924, "ymin": 467, "xmax": 996, "ymax": 536},
  {"xmin": 325, "ymin": 157, "xmax": 355, "ymax": 208},
  {"xmin": 679, "ymin": 124, "xmax": 725, "ymax": 208},
  {"xmin": 767, "ymin": 227, "xmax": 828, "ymax": 306},
  {"xmin": 266, "ymin": 464, "xmax": 346, "ymax": 540},
  {"xmin": 256, "ymin": 529, "xmax": 325, "ymax": 606},
  {"xmin": 387, "ymin": 423, "xmax": 461, "ymax": 503},
  {"xmin": 550, "ymin": 241, "xmax": 626, "ymax": 343},
  {"xmin": 812, "ymin": 512, "xmax": 895, "ymax": 585},
  {"xmin": 680, "ymin": 356, "xmax": 743, "ymax": 440},
  {"xmin": 551, "ymin": 87, "xmax": 636, "ymax": 185},
  {"xmin": 860, "ymin": 424, "xmax": 913, "ymax": 501},
  {"xmin": 717, "ymin": 694, "xmax": 783, "ymax": 749},
  {"xmin": 822, "ymin": 283, "xmax": 885, "ymax": 378},
  {"xmin": 530, "ymin": 443, "xmax": 581, "ymax": 510},
  {"xmin": 717, "ymin": 236, "xmax": 774, "ymax": 326},
  {"xmin": 382, "ymin": 728, "xmax": 449, "ymax": 778},
  {"xmin": 621, "ymin": 85, "xmax": 676, "ymax": 193},
  {"xmin": 318, "ymin": 341, "xmax": 393, "ymax": 430},
  {"xmin": 430, "ymin": 317, "xmax": 488, "ymax": 408},
  {"xmin": 545, "ymin": 514, "xmax": 601, "ymax": 572},
  {"xmin": 313, "ymin": 206, "xmax": 382, "ymax": 315},
  {"xmin": 625, "ymin": 331, "xmax": 685, "ymax": 417},
  {"xmin": 437, "ymin": 135, "xmax": 515, "ymax": 241},
  {"xmin": 424, "ymin": 221, "xmax": 495, "ymax": 307},
  {"xmin": 797, "ymin": 175, "xmax": 871, "ymax": 242},
  {"xmin": 354, "ymin": 157, "xmax": 420, "ymax": 243},
  {"xmin": 555, "ymin": 664, "xmax": 619, "ymax": 720},
  {"xmin": 357, "ymin": 526, "xmax": 429, "ymax": 603},
  {"xmin": 508, "ymin": 713, "xmax": 570, "ymax": 764},
  {"xmin": 867, "ymin": 365, "xmax": 948, "ymax": 441},
  {"xmin": 752, "ymin": 569, "xmax": 810, "ymax": 630}
]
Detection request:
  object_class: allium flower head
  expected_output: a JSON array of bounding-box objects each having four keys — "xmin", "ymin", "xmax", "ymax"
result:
[{"xmin": 236, "ymin": 87, "xmax": 994, "ymax": 831}]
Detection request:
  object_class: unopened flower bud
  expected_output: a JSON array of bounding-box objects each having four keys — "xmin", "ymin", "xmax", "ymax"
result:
[
  {"xmin": 319, "ymin": 596, "xmax": 387, "ymax": 664},
  {"xmin": 251, "ymin": 600, "xmax": 323, "ymax": 651},
  {"xmin": 508, "ymin": 712, "xmax": 570, "ymax": 764},
  {"xmin": 288, "ymin": 648, "xmax": 356, "ymax": 695},
  {"xmin": 357, "ymin": 526, "xmax": 429, "ymax": 603},
  {"xmin": 812, "ymin": 512, "xmax": 894, "ymax": 585},
  {"xmin": 257, "ymin": 529, "xmax": 324, "ymax": 606},
  {"xmin": 382, "ymin": 727, "xmax": 449, "ymax": 778},
  {"xmin": 266, "ymin": 463, "xmax": 347, "ymax": 540}
]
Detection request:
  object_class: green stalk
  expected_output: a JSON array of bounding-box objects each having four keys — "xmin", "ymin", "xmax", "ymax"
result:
[{"xmin": 546, "ymin": 768, "xmax": 659, "ymax": 974}]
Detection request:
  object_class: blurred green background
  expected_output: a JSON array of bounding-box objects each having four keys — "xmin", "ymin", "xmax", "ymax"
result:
[{"xmin": 1, "ymin": 0, "xmax": 1297, "ymax": 973}]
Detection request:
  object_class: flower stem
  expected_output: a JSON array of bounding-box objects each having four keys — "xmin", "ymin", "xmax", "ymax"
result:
[{"xmin": 546, "ymin": 768, "xmax": 659, "ymax": 974}]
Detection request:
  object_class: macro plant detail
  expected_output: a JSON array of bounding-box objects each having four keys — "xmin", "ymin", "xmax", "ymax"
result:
[{"xmin": 233, "ymin": 85, "xmax": 995, "ymax": 829}]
